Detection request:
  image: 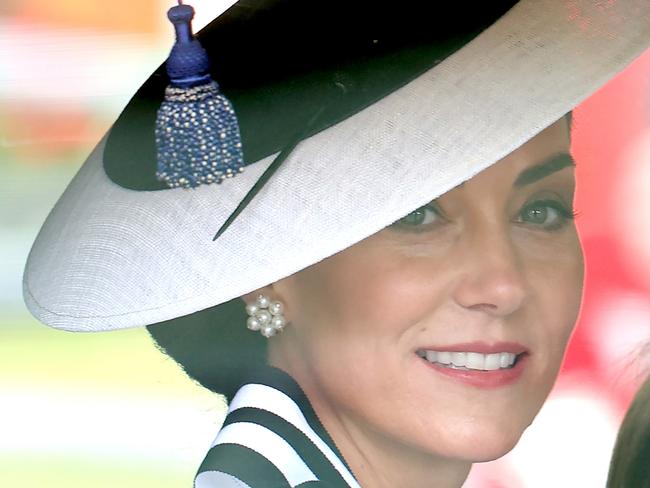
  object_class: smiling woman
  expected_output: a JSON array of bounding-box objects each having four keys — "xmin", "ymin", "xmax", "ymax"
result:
[
  {"xmin": 252, "ymin": 117, "xmax": 582, "ymax": 486},
  {"xmin": 21, "ymin": 0, "xmax": 650, "ymax": 487}
]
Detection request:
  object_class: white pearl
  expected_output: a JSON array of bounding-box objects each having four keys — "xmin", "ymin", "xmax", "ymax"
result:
[
  {"xmin": 256, "ymin": 295, "xmax": 271, "ymax": 308},
  {"xmin": 245, "ymin": 303, "xmax": 259, "ymax": 316},
  {"xmin": 246, "ymin": 316, "xmax": 261, "ymax": 331},
  {"xmin": 269, "ymin": 301, "xmax": 284, "ymax": 315},
  {"xmin": 255, "ymin": 310, "xmax": 272, "ymax": 325},
  {"xmin": 261, "ymin": 325, "xmax": 276, "ymax": 338},
  {"xmin": 271, "ymin": 315, "xmax": 286, "ymax": 330}
]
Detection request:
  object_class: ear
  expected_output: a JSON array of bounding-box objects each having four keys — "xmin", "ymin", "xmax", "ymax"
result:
[
  {"xmin": 241, "ymin": 284, "xmax": 293, "ymax": 338},
  {"xmin": 241, "ymin": 281, "xmax": 294, "ymax": 324},
  {"xmin": 241, "ymin": 285, "xmax": 276, "ymax": 305},
  {"xmin": 241, "ymin": 285, "xmax": 277, "ymax": 306}
]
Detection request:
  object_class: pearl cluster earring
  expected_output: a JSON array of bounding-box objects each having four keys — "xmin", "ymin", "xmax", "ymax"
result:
[{"xmin": 245, "ymin": 294, "xmax": 287, "ymax": 338}]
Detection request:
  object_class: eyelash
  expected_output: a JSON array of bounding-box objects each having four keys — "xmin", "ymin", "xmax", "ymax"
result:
[
  {"xmin": 517, "ymin": 199, "xmax": 579, "ymax": 231},
  {"xmin": 389, "ymin": 204, "xmax": 446, "ymax": 233},
  {"xmin": 391, "ymin": 200, "xmax": 578, "ymax": 233}
]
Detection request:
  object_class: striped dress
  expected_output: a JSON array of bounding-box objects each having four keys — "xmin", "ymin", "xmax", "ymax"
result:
[{"xmin": 194, "ymin": 367, "xmax": 361, "ymax": 488}]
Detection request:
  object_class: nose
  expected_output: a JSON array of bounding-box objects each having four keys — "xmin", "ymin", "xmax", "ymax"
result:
[{"xmin": 452, "ymin": 223, "xmax": 527, "ymax": 317}]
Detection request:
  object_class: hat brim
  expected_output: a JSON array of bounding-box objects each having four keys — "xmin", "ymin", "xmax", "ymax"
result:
[{"xmin": 24, "ymin": 0, "xmax": 650, "ymax": 331}]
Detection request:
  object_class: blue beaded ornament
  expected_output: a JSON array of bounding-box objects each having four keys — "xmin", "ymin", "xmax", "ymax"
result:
[{"xmin": 155, "ymin": 1, "xmax": 244, "ymax": 189}]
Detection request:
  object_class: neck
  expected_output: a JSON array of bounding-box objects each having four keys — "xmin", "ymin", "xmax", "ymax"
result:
[
  {"xmin": 269, "ymin": 351, "xmax": 472, "ymax": 488},
  {"xmin": 314, "ymin": 398, "xmax": 472, "ymax": 488}
]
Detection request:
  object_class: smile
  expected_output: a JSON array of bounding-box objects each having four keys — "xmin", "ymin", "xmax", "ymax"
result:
[
  {"xmin": 415, "ymin": 350, "xmax": 519, "ymax": 371},
  {"xmin": 415, "ymin": 342, "xmax": 530, "ymax": 388}
]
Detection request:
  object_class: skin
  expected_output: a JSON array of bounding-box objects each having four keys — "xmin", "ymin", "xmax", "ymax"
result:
[{"xmin": 244, "ymin": 117, "xmax": 584, "ymax": 488}]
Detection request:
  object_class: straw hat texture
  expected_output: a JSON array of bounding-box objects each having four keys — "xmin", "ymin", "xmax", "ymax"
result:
[{"xmin": 23, "ymin": 0, "xmax": 650, "ymax": 332}]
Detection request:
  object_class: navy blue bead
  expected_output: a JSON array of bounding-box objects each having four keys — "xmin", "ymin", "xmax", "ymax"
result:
[
  {"xmin": 155, "ymin": 83, "xmax": 244, "ymax": 189},
  {"xmin": 156, "ymin": 3, "xmax": 244, "ymax": 189}
]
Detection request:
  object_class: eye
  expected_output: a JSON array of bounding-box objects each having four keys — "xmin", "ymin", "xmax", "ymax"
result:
[
  {"xmin": 391, "ymin": 203, "xmax": 445, "ymax": 231},
  {"xmin": 518, "ymin": 199, "xmax": 576, "ymax": 230}
]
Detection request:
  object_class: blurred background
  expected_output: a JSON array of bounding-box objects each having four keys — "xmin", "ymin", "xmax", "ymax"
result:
[{"xmin": 1, "ymin": 1, "xmax": 649, "ymax": 487}]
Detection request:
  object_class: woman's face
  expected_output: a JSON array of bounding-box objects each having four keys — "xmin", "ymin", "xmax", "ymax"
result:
[{"xmin": 265, "ymin": 117, "xmax": 583, "ymax": 463}]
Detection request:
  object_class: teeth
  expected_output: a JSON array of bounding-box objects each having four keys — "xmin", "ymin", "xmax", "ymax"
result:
[
  {"xmin": 451, "ymin": 352, "xmax": 466, "ymax": 367},
  {"xmin": 466, "ymin": 352, "xmax": 485, "ymax": 370},
  {"xmin": 500, "ymin": 352, "xmax": 515, "ymax": 368},
  {"xmin": 418, "ymin": 350, "xmax": 519, "ymax": 371},
  {"xmin": 437, "ymin": 351, "xmax": 452, "ymax": 365},
  {"xmin": 484, "ymin": 353, "xmax": 501, "ymax": 371}
]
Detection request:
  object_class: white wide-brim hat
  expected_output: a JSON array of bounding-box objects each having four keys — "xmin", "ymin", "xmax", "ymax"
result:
[{"xmin": 24, "ymin": 0, "xmax": 650, "ymax": 333}]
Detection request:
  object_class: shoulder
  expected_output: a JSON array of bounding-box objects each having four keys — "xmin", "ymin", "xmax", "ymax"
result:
[
  {"xmin": 196, "ymin": 441, "xmax": 296, "ymax": 488},
  {"xmin": 195, "ymin": 413, "xmax": 353, "ymax": 487},
  {"xmin": 194, "ymin": 368, "xmax": 359, "ymax": 488},
  {"xmin": 195, "ymin": 441, "xmax": 338, "ymax": 487},
  {"xmin": 195, "ymin": 470, "xmax": 253, "ymax": 488},
  {"xmin": 196, "ymin": 467, "xmax": 336, "ymax": 488}
]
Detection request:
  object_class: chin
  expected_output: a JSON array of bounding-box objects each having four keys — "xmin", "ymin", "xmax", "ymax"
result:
[
  {"xmin": 428, "ymin": 423, "xmax": 526, "ymax": 464},
  {"xmin": 445, "ymin": 439, "xmax": 520, "ymax": 464},
  {"xmin": 466, "ymin": 438, "xmax": 520, "ymax": 463}
]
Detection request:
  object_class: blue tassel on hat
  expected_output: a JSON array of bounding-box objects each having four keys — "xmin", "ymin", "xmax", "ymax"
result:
[{"xmin": 155, "ymin": 1, "xmax": 244, "ymax": 189}]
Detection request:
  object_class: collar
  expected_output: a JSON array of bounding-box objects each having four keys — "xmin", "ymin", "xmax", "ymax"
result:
[{"xmin": 196, "ymin": 366, "xmax": 360, "ymax": 488}]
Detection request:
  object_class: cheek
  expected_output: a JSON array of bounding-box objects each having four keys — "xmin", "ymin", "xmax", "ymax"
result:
[
  {"xmin": 281, "ymin": 245, "xmax": 448, "ymax": 414},
  {"xmin": 525, "ymin": 233, "xmax": 584, "ymax": 367},
  {"xmin": 291, "ymin": 248, "xmax": 442, "ymax": 341}
]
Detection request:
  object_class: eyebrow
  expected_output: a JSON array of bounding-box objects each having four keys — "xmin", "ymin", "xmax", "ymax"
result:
[{"xmin": 513, "ymin": 152, "xmax": 575, "ymax": 187}]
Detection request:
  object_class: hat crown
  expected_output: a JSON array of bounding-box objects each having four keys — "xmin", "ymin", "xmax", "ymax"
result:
[{"xmin": 106, "ymin": 0, "xmax": 519, "ymax": 190}]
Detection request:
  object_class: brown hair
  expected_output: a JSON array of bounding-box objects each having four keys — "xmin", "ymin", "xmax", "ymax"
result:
[{"xmin": 607, "ymin": 369, "xmax": 650, "ymax": 487}]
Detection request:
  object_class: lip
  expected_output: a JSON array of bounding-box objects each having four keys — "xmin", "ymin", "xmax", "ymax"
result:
[{"xmin": 416, "ymin": 342, "xmax": 530, "ymax": 389}]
